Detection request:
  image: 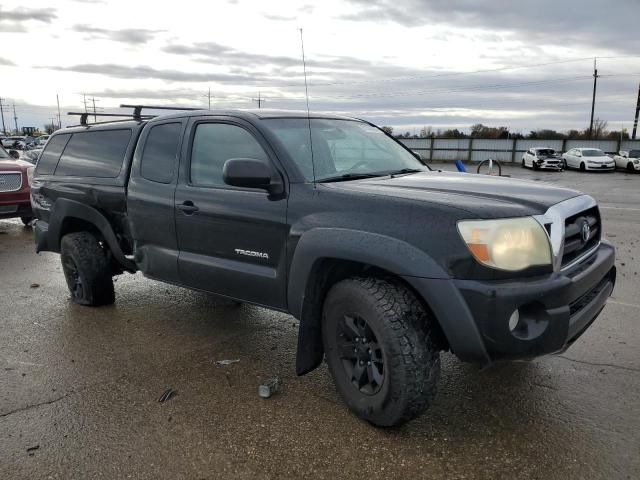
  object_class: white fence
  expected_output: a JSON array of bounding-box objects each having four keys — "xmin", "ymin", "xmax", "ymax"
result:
[{"xmin": 399, "ymin": 137, "xmax": 640, "ymax": 163}]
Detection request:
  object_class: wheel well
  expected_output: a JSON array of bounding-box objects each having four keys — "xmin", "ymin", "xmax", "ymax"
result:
[
  {"xmin": 58, "ymin": 218, "xmax": 123, "ymax": 274},
  {"xmin": 302, "ymin": 258, "xmax": 449, "ymax": 351},
  {"xmin": 59, "ymin": 217, "xmax": 102, "ymax": 241}
]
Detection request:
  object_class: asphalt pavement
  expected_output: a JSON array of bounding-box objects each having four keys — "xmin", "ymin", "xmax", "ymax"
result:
[{"xmin": 1, "ymin": 164, "xmax": 639, "ymax": 479}]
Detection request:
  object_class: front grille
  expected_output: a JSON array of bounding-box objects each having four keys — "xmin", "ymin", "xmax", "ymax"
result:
[
  {"xmin": 561, "ymin": 206, "xmax": 600, "ymax": 267},
  {"xmin": 0, "ymin": 172, "xmax": 22, "ymax": 192}
]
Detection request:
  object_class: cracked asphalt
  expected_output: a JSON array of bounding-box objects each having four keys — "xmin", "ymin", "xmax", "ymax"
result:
[{"xmin": 1, "ymin": 164, "xmax": 639, "ymax": 479}]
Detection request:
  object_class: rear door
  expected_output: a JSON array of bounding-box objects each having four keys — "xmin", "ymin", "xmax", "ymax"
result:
[
  {"xmin": 174, "ymin": 116, "xmax": 289, "ymax": 309},
  {"xmin": 127, "ymin": 119, "xmax": 186, "ymax": 283}
]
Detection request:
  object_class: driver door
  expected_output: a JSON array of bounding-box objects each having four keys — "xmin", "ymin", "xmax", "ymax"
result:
[{"xmin": 174, "ymin": 117, "xmax": 289, "ymax": 309}]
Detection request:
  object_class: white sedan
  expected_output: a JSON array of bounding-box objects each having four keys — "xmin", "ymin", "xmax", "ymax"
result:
[
  {"xmin": 522, "ymin": 147, "xmax": 562, "ymax": 170},
  {"xmin": 562, "ymin": 148, "xmax": 615, "ymax": 171},
  {"xmin": 613, "ymin": 150, "xmax": 640, "ymax": 173}
]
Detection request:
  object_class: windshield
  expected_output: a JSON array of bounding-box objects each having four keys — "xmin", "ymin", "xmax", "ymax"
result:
[
  {"xmin": 629, "ymin": 150, "xmax": 640, "ymax": 158},
  {"xmin": 582, "ymin": 149, "xmax": 605, "ymax": 157},
  {"xmin": 263, "ymin": 118, "xmax": 427, "ymax": 181},
  {"xmin": 536, "ymin": 149, "xmax": 555, "ymax": 157}
]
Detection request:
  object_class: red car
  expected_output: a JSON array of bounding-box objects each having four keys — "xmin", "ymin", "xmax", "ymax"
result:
[{"xmin": 0, "ymin": 145, "xmax": 34, "ymax": 225}]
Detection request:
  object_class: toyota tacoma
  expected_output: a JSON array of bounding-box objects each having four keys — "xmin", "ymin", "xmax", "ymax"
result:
[{"xmin": 30, "ymin": 109, "xmax": 616, "ymax": 426}]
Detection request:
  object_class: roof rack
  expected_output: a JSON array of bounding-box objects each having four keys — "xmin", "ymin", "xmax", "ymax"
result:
[
  {"xmin": 67, "ymin": 112, "xmax": 155, "ymax": 127},
  {"xmin": 119, "ymin": 104, "xmax": 202, "ymax": 120}
]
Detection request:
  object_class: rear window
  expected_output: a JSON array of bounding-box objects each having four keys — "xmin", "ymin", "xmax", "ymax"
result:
[
  {"xmin": 55, "ymin": 129, "xmax": 132, "ymax": 178},
  {"xmin": 36, "ymin": 134, "xmax": 71, "ymax": 175}
]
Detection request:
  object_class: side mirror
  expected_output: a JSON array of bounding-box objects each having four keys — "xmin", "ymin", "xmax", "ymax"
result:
[
  {"xmin": 9, "ymin": 150, "xmax": 19, "ymax": 159},
  {"xmin": 223, "ymin": 158, "xmax": 283, "ymax": 195}
]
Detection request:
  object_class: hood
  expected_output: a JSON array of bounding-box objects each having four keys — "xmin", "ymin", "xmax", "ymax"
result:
[
  {"xmin": 0, "ymin": 159, "xmax": 31, "ymax": 171},
  {"xmin": 325, "ymin": 171, "xmax": 581, "ymax": 218},
  {"xmin": 584, "ymin": 156, "xmax": 613, "ymax": 162}
]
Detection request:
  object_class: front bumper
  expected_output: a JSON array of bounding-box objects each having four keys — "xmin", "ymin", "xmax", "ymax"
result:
[
  {"xmin": 406, "ymin": 240, "xmax": 615, "ymax": 364},
  {"xmin": 0, "ymin": 200, "xmax": 32, "ymax": 220},
  {"xmin": 538, "ymin": 160, "xmax": 562, "ymax": 170},
  {"xmin": 586, "ymin": 163, "xmax": 615, "ymax": 171}
]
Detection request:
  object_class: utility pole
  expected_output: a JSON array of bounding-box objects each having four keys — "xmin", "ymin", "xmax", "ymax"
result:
[
  {"xmin": 12, "ymin": 103, "xmax": 18, "ymax": 134},
  {"xmin": 207, "ymin": 87, "xmax": 212, "ymax": 110},
  {"xmin": 0, "ymin": 97, "xmax": 6, "ymax": 135},
  {"xmin": 252, "ymin": 92, "xmax": 264, "ymax": 109},
  {"xmin": 92, "ymin": 97, "xmax": 97, "ymax": 122},
  {"xmin": 632, "ymin": 82, "xmax": 640, "ymax": 140},
  {"xmin": 82, "ymin": 94, "xmax": 88, "ymax": 113},
  {"xmin": 56, "ymin": 94, "xmax": 62, "ymax": 129},
  {"xmin": 589, "ymin": 58, "xmax": 599, "ymax": 139}
]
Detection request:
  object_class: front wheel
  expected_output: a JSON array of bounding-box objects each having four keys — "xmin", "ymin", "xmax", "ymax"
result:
[
  {"xmin": 580, "ymin": 162, "xmax": 586, "ymax": 171},
  {"xmin": 20, "ymin": 216, "xmax": 33, "ymax": 226},
  {"xmin": 628, "ymin": 162, "xmax": 636, "ymax": 173},
  {"xmin": 322, "ymin": 277, "xmax": 441, "ymax": 427},
  {"xmin": 60, "ymin": 232, "xmax": 115, "ymax": 306}
]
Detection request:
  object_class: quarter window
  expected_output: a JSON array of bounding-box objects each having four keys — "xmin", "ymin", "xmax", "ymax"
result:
[
  {"xmin": 140, "ymin": 123, "xmax": 182, "ymax": 183},
  {"xmin": 190, "ymin": 123, "xmax": 268, "ymax": 187}
]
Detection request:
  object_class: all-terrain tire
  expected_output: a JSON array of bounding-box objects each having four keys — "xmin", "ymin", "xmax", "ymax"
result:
[
  {"xmin": 60, "ymin": 232, "xmax": 115, "ymax": 306},
  {"xmin": 322, "ymin": 277, "xmax": 440, "ymax": 427}
]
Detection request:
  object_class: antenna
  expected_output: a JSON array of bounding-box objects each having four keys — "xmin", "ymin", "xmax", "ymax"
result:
[{"xmin": 299, "ymin": 28, "xmax": 316, "ymax": 184}]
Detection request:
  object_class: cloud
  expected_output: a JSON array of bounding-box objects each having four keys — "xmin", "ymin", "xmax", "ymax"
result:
[
  {"xmin": 263, "ymin": 13, "xmax": 297, "ymax": 21},
  {"xmin": 72, "ymin": 25, "xmax": 162, "ymax": 44},
  {"xmin": 0, "ymin": 6, "xmax": 56, "ymax": 23},
  {"xmin": 0, "ymin": 57, "xmax": 16, "ymax": 66},
  {"xmin": 340, "ymin": 0, "xmax": 640, "ymax": 54},
  {"xmin": 41, "ymin": 63, "xmax": 287, "ymax": 85}
]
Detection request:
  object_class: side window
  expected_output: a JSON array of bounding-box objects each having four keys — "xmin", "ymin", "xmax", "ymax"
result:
[
  {"xmin": 190, "ymin": 123, "xmax": 268, "ymax": 187},
  {"xmin": 35, "ymin": 134, "xmax": 71, "ymax": 175},
  {"xmin": 140, "ymin": 123, "xmax": 182, "ymax": 183},
  {"xmin": 55, "ymin": 129, "xmax": 132, "ymax": 178}
]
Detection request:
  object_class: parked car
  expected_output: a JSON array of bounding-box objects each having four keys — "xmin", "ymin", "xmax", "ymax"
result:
[
  {"xmin": 613, "ymin": 150, "xmax": 640, "ymax": 172},
  {"xmin": 1, "ymin": 136, "xmax": 27, "ymax": 150},
  {"xmin": 31, "ymin": 110, "xmax": 616, "ymax": 427},
  {"xmin": 35, "ymin": 135, "xmax": 50, "ymax": 147},
  {"xmin": 0, "ymin": 145, "xmax": 34, "ymax": 225},
  {"xmin": 562, "ymin": 148, "xmax": 615, "ymax": 171},
  {"xmin": 522, "ymin": 147, "xmax": 562, "ymax": 170}
]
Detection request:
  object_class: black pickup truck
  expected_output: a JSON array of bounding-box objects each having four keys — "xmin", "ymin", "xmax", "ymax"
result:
[{"xmin": 31, "ymin": 109, "xmax": 616, "ymax": 426}]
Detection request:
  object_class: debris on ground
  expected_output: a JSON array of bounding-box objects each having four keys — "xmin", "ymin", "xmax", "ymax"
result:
[
  {"xmin": 26, "ymin": 445, "xmax": 39, "ymax": 456},
  {"xmin": 215, "ymin": 359, "xmax": 240, "ymax": 366},
  {"xmin": 258, "ymin": 376, "xmax": 282, "ymax": 399},
  {"xmin": 29, "ymin": 283, "xmax": 39, "ymax": 289},
  {"xmin": 158, "ymin": 388, "xmax": 177, "ymax": 403}
]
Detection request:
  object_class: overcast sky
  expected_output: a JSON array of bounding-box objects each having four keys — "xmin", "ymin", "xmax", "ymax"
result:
[{"xmin": 1, "ymin": 0, "xmax": 640, "ymax": 134}]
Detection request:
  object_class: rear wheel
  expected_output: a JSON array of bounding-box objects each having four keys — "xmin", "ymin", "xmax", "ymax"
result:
[
  {"xmin": 521, "ymin": 158, "xmax": 526, "ymax": 168},
  {"xmin": 60, "ymin": 232, "xmax": 115, "ymax": 306},
  {"xmin": 563, "ymin": 159, "xmax": 568, "ymax": 169},
  {"xmin": 322, "ymin": 277, "xmax": 440, "ymax": 427}
]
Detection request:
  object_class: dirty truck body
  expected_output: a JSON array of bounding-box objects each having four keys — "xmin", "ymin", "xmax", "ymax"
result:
[{"xmin": 31, "ymin": 110, "xmax": 616, "ymax": 426}]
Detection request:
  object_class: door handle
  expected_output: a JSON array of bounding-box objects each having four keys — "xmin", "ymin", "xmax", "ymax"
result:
[{"xmin": 176, "ymin": 201, "xmax": 199, "ymax": 214}]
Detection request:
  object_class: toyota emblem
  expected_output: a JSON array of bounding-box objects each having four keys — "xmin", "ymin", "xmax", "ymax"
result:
[{"xmin": 581, "ymin": 220, "xmax": 590, "ymax": 243}]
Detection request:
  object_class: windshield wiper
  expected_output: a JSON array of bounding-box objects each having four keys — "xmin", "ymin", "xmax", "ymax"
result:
[
  {"xmin": 318, "ymin": 173, "xmax": 387, "ymax": 183},
  {"xmin": 387, "ymin": 168, "xmax": 424, "ymax": 177}
]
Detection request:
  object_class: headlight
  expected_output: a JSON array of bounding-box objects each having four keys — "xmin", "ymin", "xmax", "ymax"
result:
[
  {"xmin": 26, "ymin": 166, "xmax": 34, "ymax": 186},
  {"xmin": 457, "ymin": 217, "xmax": 552, "ymax": 271},
  {"xmin": 634, "ymin": 159, "xmax": 639, "ymax": 164}
]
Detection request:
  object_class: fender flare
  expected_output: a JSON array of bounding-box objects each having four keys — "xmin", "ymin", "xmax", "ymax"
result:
[
  {"xmin": 288, "ymin": 228, "xmax": 450, "ymax": 375},
  {"xmin": 48, "ymin": 198, "xmax": 136, "ymax": 272}
]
